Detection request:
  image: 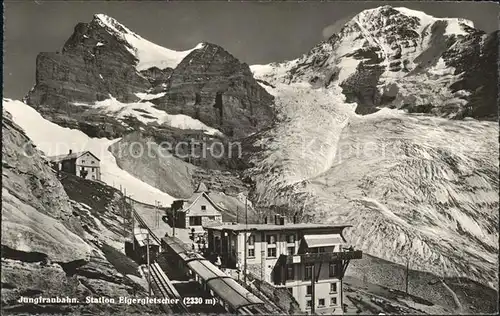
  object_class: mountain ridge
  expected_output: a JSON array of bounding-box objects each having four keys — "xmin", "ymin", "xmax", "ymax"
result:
[{"xmin": 5, "ymin": 4, "xmax": 499, "ymax": 299}]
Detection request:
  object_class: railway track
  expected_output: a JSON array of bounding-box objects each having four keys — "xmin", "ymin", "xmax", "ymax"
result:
[
  {"xmin": 133, "ymin": 210, "xmax": 190, "ymax": 313},
  {"xmin": 133, "ymin": 210, "xmax": 161, "ymax": 244},
  {"xmin": 149, "ymin": 262, "xmax": 189, "ymax": 313}
]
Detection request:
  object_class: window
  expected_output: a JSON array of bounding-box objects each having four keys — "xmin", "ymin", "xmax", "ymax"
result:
[
  {"xmin": 319, "ymin": 247, "xmax": 325, "ymax": 253},
  {"xmin": 189, "ymin": 216, "xmax": 202, "ymax": 226},
  {"xmin": 248, "ymin": 248, "xmax": 255, "ymax": 257},
  {"xmin": 306, "ymin": 285, "xmax": 312, "ymax": 295},
  {"xmin": 330, "ymin": 282, "xmax": 338, "ymax": 293},
  {"xmin": 287, "ymin": 234, "xmax": 295, "ymax": 243},
  {"xmin": 287, "ymin": 246, "xmax": 295, "ymax": 255},
  {"xmin": 306, "ymin": 300, "xmax": 312, "ymax": 308},
  {"xmin": 267, "ymin": 247, "xmax": 276, "ymax": 257},
  {"xmin": 266, "ymin": 234, "xmax": 277, "ymax": 244},
  {"xmin": 91, "ymin": 160, "xmax": 95, "ymax": 164},
  {"xmin": 305, "ymin": 265, "xmax": 313, "ymax": 280},
  {"xmin": 201, "ymin": 205, "xmax": 206, "ymax": 210},
  {"xmin": 247, "ymin": 235, "xmax": 255, "ymax": 245},
  {"xmin": 286, "ymin": 266, "xmax": 294, "ymax": 280},
  {"xmin": 330, "ymin": 297, "xmax": 337, "ymax": 306},
  {"xmin": 329, "ymin": 263, "xmax": 337, "ymax": 277},
  {"xmin": 208, "ymin": 216, "xmax": 215, "ymax": 220},
  {"xmin": 82, "ymin": 160, "xmax": 85, "ymax": 164},
  {"xmin": 318, "ymin": 298, "xmax": 325, "ymax": 307}
]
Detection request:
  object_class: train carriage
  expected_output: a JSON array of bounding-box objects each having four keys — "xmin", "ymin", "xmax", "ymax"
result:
[{"xmin": 162, "ymin": 236, "xmax": 266, "ymax": 314}]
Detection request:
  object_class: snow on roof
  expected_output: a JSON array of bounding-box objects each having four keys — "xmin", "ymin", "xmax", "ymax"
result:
[{"xmin": 93, "ymin": 14, "xmax": 205, "ymax": 71}]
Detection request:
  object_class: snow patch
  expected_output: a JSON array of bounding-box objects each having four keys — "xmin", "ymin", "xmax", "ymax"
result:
[
  {"xmin": 94, "ymin": 14, "xmax": 205, "ymax": 71},
  {"xmin": 3, "ymin": 98, "xmax": 176, "ymax": 205},
  {"xmin": 135, "ymin": 92, "xmax": 166, "ymax": 100},
  {"xmin": 73, "ymin": 96, "xmax": 223, "ymax": 136}
]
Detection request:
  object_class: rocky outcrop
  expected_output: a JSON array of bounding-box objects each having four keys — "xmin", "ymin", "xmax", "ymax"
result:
[
  {"xmin": 153, "ymin": 43, "xmax": 275, "ymax": 138},
  {"xmin": 443, "ymin": 30, "xmax": 499, "ymax": 120},
  {"xmin": 25, "ymin": 16, "xmax": 150, "ymax": 116},
  {"xmin": 24, "ymin": 16, "xmax": 275, "ymax": 141},
  {"xmin": 1, "ymin": 110, "xmax": 157, "ymax": 314},
  {"xmin": 2, "ymin": 110, "xmax": 90, "ymax": 260},
  {"xmin": 274, "ymin": 5, "xmax": 498, "ymax": 120}
]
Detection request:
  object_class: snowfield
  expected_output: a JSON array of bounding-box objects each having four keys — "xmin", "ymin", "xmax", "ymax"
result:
[
  {"xmin": 94, "ymin": 14, "xmax": 204, "ymax": 71},
  {"xmin": 73, "ymin": 96, "xmax": 223, "ymax": 136},
  {"xmin": 3, "ymin": 99, "xmax": 176, "ymax": 205},
  {"xmin": 247, "ymin": 81, "xmax": 498, "ymax": 287}
]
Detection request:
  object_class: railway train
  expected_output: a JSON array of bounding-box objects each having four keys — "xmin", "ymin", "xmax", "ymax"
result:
[{"xmin": 162, "ymin": 236, "xmax": 271, "ymax": 314}]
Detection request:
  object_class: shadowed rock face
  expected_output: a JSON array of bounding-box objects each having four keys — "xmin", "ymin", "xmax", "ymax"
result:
[
  {"xmin": 24, "ymin": 17, "xmax": 274, "ymax": 141},
  {"xmin": 443, "ymin": 30, "xmax": 499, "ymax": 120},
  {"xmin": 155, "ymin": 43, "xmax": 275, "ymax": 138},
  {"xmin": 25, "ymin": 19, "xmax": 150, "ymax": 114}
]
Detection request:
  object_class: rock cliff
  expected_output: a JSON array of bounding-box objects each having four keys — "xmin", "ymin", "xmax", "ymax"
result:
[
  {"xmin": 154, "ymin": 42, "xmax": 275, "ymax": 138},
  {"xmin": 25, "ymin": 15, "xmax": 275, "ymax": 140},
  {"xmin": 1, "ymin": 110, "xmax": 158, "ymax": 314}
]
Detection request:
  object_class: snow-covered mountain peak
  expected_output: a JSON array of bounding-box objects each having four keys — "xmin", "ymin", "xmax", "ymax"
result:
[
  {"xmin": 347, "ymin": 6, "xmax": 475, "ymax": 38},
  {"xmin": 91, "ymin": 13, "xmax": 205, "ymax": 71}
]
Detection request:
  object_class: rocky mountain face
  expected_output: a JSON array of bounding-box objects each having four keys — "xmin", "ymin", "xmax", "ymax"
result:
[
  {"xmin": 25, "ymin": 14, "xmax": 274, "ymax": 141},
  {"xmin": 152, "ymin": 43, "xmax": 275, "ymax": 138},
  {"xmin": 257, "ymin": 6, "xmax": 498, "ymax": 119},
  {"xmin": 25, "ymin": 15, "xmax": 149, "ymax": 134},
  {"xmin": 1, "ymin": 110, "xmax": 158, "ymax": 314}
]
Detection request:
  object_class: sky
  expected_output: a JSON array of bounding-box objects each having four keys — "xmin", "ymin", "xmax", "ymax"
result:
[{"xmin": 3, "ymin": 1, "xmax": 499, "ymax": 99}]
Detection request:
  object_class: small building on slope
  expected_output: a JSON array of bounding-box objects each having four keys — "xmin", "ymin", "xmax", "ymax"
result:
[
  {"xmin": 48, "ymin": 149, "xmax": 101, "ymax": 180},
  {"xmin": 170, "ymin": 182, "xmax": 223, "ymax": 233}
]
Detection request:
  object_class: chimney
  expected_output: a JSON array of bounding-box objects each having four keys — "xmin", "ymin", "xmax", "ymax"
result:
[{"xmin": 69, "ymin": 149, "xmax": 73, "ymax": 154}]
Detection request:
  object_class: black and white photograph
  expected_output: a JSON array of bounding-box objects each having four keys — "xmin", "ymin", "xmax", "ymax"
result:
[{"xmin": 1, "ymin": 1, "xmax": 499, "ymax": 315}]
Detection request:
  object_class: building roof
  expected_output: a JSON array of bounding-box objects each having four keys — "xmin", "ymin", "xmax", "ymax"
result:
[
  {"xmin": 303, "ymin": 233, "xmax": 345, "ymax": 246},
  {"xmin": 204, "ymin": 223, "xmax": 352, "ymax": 232},
  {"xmin": 178, "ymin": 191, "xmax": 225, "ymax": 215},
  {"xmin": 134, "ymin": 227, "xmax": 160, "ymax": 247},
  {"xmin": 194, "ymin": 182, "xmax": 208, "ymax": 193},
  {"xmin": 48, "ymin": 150, "xmax": 100, "ymax": 163}
]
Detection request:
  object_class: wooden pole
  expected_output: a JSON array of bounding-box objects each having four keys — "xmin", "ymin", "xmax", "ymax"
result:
[
  {"xmin": 173, "ymin": 207, "xmax": 176, "ymax": 237},
  {"xmin": 123, "ymin": 188, "xmax": 127, "ymax": 236},
  {"xmin": 244, "ymin": 198, "xmax": 248, "ymax": 284},
  {"xmin": 147, "ymin": 233, "xmax": 151, "ymax": 296},
  {"xmin": 311, "ymin": 264, "xmax": 316, "ymax": 314},
  {"xmin": 132, "ymin": 199, "xmax": 135, "ymax": 251},
  {"xmin": 405, "ymin": 257, "xmax": 410, "ymax": 294}
]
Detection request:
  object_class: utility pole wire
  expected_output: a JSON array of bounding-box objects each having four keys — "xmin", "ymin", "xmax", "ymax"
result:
[{"xmin": 147, "ymin": 233, "xmax": 151, "ymax": 296}]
